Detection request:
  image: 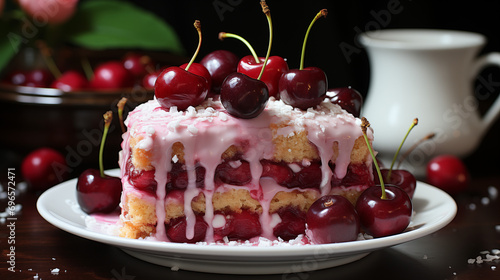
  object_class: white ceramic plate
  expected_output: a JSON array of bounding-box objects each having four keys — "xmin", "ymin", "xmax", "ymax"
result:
[{"xmin": 37, "ymin": 169, "xmax": 457, "ymax": 275}]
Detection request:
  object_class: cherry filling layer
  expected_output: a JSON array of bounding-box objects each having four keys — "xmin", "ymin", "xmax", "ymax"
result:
[
  {"xmin": 125, "ymin": 156, "xmax": 373, "ymax": 242},
  {"xmin": 127, "ymin": 157, "xmax": 373, "ymax": 195},
  {"xmin": 213, "ymin": 210, "xmax": 262, "ymax": 241},
  {"xmin": 126, "ymin": 159, "xmax": 157, "ymax": 195},
  {"xmin": 273, "ymin": 206, "xmax": 307, "ymax": 241},
  {"xmin": 166, "ymin": 215, "xmax": 208, "ymax": 243},
  {"xmin": 164, "ymin": 206, "xmax": 312, "ymax": 243}
]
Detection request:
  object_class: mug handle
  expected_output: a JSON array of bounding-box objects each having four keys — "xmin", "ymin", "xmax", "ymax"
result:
[{"xmin": 471, "ymin": 52, "xmax": 500, "ymax": 131}]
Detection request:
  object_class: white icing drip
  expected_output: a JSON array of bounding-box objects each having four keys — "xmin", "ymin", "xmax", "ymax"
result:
[
  {"xmin": 178, "ymin": 129, "xmax": 199, "ymax": 240},
  {"xmin": 288, "ymin": 163, "xmax": 301, "ymax": 173},
  {"xmin": 228, "ymin": 160, "xmax": 242, "ymax": 169},
  {"xmin": 153, "ymin": 139, "xmax": 171, "ymax": 241},
  {"xmin": 269, "ymin": 213, "xmax": 282, "ymax": 229},
  {"xmin": 212, "ymin": 214, "xmax": 226, "ymax": 228},
  {"xmin": 119, "ymin": 128, "xmax": 132, "ymax": 226},
  {"xmin": 121, "ymin": 98, "xmax": 373, "ymax": 242},
  {"xmin": 119, "ymin": 130, "xmax": 130, "ymax": 180},
  {"xmin": 258, "ymin": 178, "xmax": 321, "ymax": 239},
  {"xmin": 137, "ymin": 137, "xmax": 153, "ymax": 150},
  {"xmin": 306, "ymin": 128, "xmax": 334, "ymax": 195},
  {"xmin": 202, "ymin": 189, "xmax": 215, "ymax": 242}
]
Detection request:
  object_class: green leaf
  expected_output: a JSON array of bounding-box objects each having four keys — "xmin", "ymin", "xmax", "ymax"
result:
[
  {"xmin": 63, "ymin": 0, "xmax": 184, "ymax": 54},
  {"xmin": 0, "ymin": 21, "xmax": 23, "ymax": 72}
]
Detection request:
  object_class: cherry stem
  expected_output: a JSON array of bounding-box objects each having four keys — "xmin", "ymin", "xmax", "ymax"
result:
[
  {"xmin": 397, "ymin": 132, "xmax": 436, "ymax": 169},
  {"xmin": 257, "ymin": 0, "xmax": 272, "ymax": 80},
  {"xmin": 184, "ymin": 20, "xmax": 202, "ymax": 72},
  {"xmin": 387, "ymin": 118, "xmax": 418, "ymax": 180},
  {"xmin": 323, "ymin": 199, "xmax": 334, "ymax": 207},
  {"xmin": 299, "ymin": 9, "xmax": 327, "ymax": 70},
  {"xmin": 36, "ymin": 40, "xmax": 62, "ymax": 78},
  {"xmin": 99, "ymin": 111, "xmax": 113, "ymax": 178},
  {"xmin": 141, "ymin": 55, "xmax": 156, "ymax": 74},
  {"xmin": 117, "ymin": 97, "xmax": 128, "ymax": 134},
  {"xmin": 80, "ymin": 56, "xmax": 93, "ymax": 81},
  {"xmin": 361, "ymin": 117, "xmax": 387, "ymax": 200},
  {"xmin": 219, "ymin": 32, "xmax": 260, "ymax": 64}
]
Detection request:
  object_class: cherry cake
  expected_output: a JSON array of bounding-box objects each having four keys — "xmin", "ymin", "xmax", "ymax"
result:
[{"xmin": 118, "ymin": 97, "xmax": 374, "ymax": 243}]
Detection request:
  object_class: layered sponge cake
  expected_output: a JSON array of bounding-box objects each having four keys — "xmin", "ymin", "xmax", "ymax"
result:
[{"xmin": 118, "ymin": 96, "xmax": 374, "ymax": 243}]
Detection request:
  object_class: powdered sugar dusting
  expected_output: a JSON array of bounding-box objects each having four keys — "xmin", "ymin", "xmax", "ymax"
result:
[
  {"xmin": 467, "ymin": 249, "xmax": 500, "ymax": 264},
  {"xmin": 85, "ymin": 212, "xmax": 121, "ymax": 236},
  {"xmin": 194, "ymin": 234, "xmax": 310, "ymax": 247},
  {"xmin": 51, "ymin": 268, "xmax": 60, "ymax": 275}
]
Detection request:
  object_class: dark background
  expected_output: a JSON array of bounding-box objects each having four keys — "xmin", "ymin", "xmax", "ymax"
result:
[
  {"xmin": 133, "ymin": 0, "xmax": 500, "ymax": 94},
  {"xmin": 132, "ymin": 0, "xmax": 500, "ymax": 176}
]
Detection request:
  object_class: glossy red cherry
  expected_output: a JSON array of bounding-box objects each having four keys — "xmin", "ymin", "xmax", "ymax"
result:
[
  {"xmin": 142, "ymin": 70, "xmax": 162, "ymax": 90},
  {"xmin": 215, "ymin": 159, "xmax": 252, "ymax": 186},
  {"xmin": 279, "ymin": 9, "xmax": 328, "ymax": 110},
  {"xmin": 279, "ymin": 67, "xmax": 327, "ymax": 110},
  {"xmin": 306, "ymin": 195, "xmax": 360, "ymax": 244},
  {"xmin": 237, "ymin": 55, "xmax": 289, "ymax": 98},
  {"xmin": 154, "ymin": 20, "xmax": 209, "ymax": 110},
  {"xmin": 327, "ymin": 87, "xmax": 363, "ymax": 117},
  {"xmin": 21, "ymin": 147, "xmax": 67, "ymax": 191},
  {"xmin": 76, "ymin": 169, "xmax": 122, "ymax": 214},
  {"xmin": 375, "ymin": 169, "xmax": 417, "ymax": 199},
  {"xmin": 4, "ymin": 70, "xmax": 27, "ymax": 85},
  {"xmin": 166, "ymin": 216, "xmax": 208, "ymax": 243},
  {"xmin": 370, "ymin": 119, "xmax": 418, "ymax": 198},
  {"xmin": 51, "ymin": 70, "xmax": 88, "ymax": 91},
  {"xmin": 426, "ymin": 155, "xmax": 470, "ymax": 195},
  {"xmin": 129, "ymin": 169, "xmax": 156, "ymax": 194},
  {"xmin": 355, "ymin": 185, "xmax": 412, "ymax": 238},
  {"xmin": 219, "ymin": 2, "xmax": 285, "ymax": 98},
  {"xmin": 357, "ymin": 117, "xmax": 413, "ymax": 238},
  {"xmin": 260, "ymin": 160, "xmax": 293, "ymax": 186},
  {"xmin": 214, "ymin": 210, "xmax": 262, "ymax": 241},
  {"xmin": 180, "ymin": 62, "xmax": 212, "ymax": 92},
  {"xmin": 166, "ymin": 162, "xmax": 205, "ymax": 190},
  {"xmin": 294, "ymin": 161, "xmax": 323, "ymax": 189},
  {"xmin": 273, "ymin": 206, "xmax": 306, "ymax": 241},
  {"xmin": 220, "ymin": 72, "xmax": 269, "ymax": 119},
  {"xmin": 154, "ymin": 66, "xmax": 209, "ymax": 110},
  {"xmin": 122, "ymin": 53, "xmax": 154, "ymax": 78},
  {"xmin": 331, "ymin": 162, "xmax": 374, "ymax": 188},
  {"xmin": 76, "ymin": 111, "xmax": 123, "ymax": 214},
  {"xmin": 200, "ymin": 50, "xmax": 239, "ymax": 94},
  {"xmin": 25, "ymin": 69, "xmax": 53, "ymax": 87},
  {"xmin": 90, "ymin": 61, "xmax": 133, "ymax": 89},
  {"xmin": 227, "ymin": 211, "xmax": 262, "ymax": 240},
  {"xmin": 126, "ymin": 159, "xmax": 157, "ymax": 195}
]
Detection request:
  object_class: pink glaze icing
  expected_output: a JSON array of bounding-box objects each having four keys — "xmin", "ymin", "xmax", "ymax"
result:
[{"xmin": 119, "ymin": 97, "xmax": 374, "ymax": 243}]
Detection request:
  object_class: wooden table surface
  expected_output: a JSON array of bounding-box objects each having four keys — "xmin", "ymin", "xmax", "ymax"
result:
[{"xmin": 1, "ymin": 173, "xmax": 499, "ymax": 280}]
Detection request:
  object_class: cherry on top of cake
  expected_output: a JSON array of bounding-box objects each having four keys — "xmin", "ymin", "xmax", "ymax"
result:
[
  {"xmin": 151, "ymin": 3, "xmax": 364, "ymax": 120},
  {"xmin": 128, "ymin": 96, "xmax": 361, "ymax": 132}
]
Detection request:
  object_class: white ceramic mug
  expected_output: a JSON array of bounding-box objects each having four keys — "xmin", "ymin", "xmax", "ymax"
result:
[{"xmin": 360, "ymin": 29, "xmax": 500, "ymax": 176}]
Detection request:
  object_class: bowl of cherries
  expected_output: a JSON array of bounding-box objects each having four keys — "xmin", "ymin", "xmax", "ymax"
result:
[
  {"xmin": 0, "ymin": 47, "xmax": 187, "ymax": 176},
  {"xmin": 0, "ymin": 47, "xmax": 188, "ymax": 105}
]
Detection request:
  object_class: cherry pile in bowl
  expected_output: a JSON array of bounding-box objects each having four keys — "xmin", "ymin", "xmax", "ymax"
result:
[{"xmin": 2, "ymin": 52, "xmax": 161, "ymax": 91}]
